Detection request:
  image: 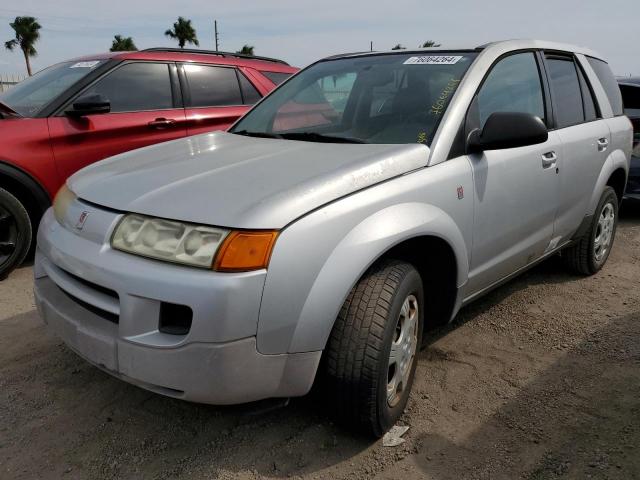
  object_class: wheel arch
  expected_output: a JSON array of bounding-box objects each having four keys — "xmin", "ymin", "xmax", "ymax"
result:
[
  {"xmin": 0, "ymin": 160, "xmax": 52, "ymax": 222},
  {"xmin": 284, "ymin": 203, "xmax": 468, "ymax": 354},
  {"xmin": 588, "ymin": 150, "xmax": 629, "ymax": 213}
]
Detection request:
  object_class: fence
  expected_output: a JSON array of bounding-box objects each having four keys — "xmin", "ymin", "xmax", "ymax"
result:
[{"xmin": 0, "ymin": 73, "xmax": 26, "ymax": 93}]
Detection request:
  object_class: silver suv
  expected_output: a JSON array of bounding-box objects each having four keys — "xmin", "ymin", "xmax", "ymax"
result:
[{"xmin": 34, "ymin": 40, "xmax": 633, "ymax": 436}]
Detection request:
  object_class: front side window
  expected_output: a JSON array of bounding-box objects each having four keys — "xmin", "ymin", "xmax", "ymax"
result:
[
  {"xmin": 184, "ymin": 64, "xmax": 243, "ymax": 107},
  {"xmin": 477, "ymin": 52, "xmax": 545, "ymax": 128},
  {"xmin": 231, "ymin": 52, "xmax": 477, "ymax": 145},
  {"xmin": 83, "ymin": 62, "xmax": 173, "ymax": 113},
  {"xmin": 546, "ymin": 56, "xmax": 584, "ymax": 128},
  {"xmin": 0, "ymin": 60, "xmax": 104, "ymax": 117}
]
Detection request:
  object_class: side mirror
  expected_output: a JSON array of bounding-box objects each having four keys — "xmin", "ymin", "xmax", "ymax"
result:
[
  {"xmin": 66, "ymin": 94, "xmax": 111, "ymax": 117},
  {"xmin": 468, "ymin": 112, "xmax": 548, "ymax": 153}
]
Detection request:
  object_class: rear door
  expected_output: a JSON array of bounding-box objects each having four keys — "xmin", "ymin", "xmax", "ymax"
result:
[
  {"xmin": 180, "ymin": 64, "xmax": 260, "ymax": 135},
  {"xmin": 48, "ymin": 62, "xmax": 187, "ymax": 180},
  {"xmin": 542, "ymin": 53, "xmax": 610, "ymax": 243},
  {"xmin": 466, "ymin": 51, "xmax": 561, "ymax": 295}
]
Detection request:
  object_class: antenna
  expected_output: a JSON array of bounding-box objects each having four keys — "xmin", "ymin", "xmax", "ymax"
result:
[{"xmin": 214, "ymin": 20, "xmax": 219, "ymax": 51}]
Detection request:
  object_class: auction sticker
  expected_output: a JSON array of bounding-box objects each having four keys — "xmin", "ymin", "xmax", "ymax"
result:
[
  {"xmin": 403, "ymin": 56, "xmax": 463, "ymax": 65},
  {"xmin": 70, "ymin": 61, "xmax": 100, "ymax": 68}
]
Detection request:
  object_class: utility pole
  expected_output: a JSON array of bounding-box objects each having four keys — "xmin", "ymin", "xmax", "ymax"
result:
[
  {"xmin": 370, "ymin": 41, "xmax": 373, "ymax": 52},
  {"xmin": 214, "ymin": 20, "xmax": 219, "ymax": 51}
]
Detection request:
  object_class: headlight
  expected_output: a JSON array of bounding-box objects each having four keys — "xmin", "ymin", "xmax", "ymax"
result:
[
  {"xmin": 111, "ymin": 213, "xmax": 279, "ymax": 271},
  {"xmin": 53, "ymin": 184, "xmax": 77, "ymax": 225},
  {"xmin": 111, "ymin": 214, "xmax": 229, "ymax": 268}
]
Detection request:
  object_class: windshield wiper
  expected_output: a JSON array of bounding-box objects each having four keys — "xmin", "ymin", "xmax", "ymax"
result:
[
  {"xmin": 232, "ymin": 130, "xmax": 282, "ymax": 139},
  {"xmin": 279, "ymin": 132, "xmax": 368, "ymax": 144}
]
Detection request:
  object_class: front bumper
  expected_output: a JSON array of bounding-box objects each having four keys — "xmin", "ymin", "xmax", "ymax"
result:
[{"xmin": 34, "ymin": 207, "xmax": 320, "ymax": 404}]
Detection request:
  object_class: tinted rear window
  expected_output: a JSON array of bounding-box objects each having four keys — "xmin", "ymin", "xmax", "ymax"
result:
[
  {"xmin": 184, "ymin": 64, "xmax": 242, "ymax": 107},
  {"xmin": 587, "ymin": 57, "xmax": 623, "ymax": 116},
  {"xmin": 238, "ymin": 72, "xmax": 261, "ymax": 104},
  {"xmin": 546, "ymin": 57, "xmax": 584, "ymax": 128},
  {"xmin": 262, "ymin": 71, "xmax": 293, "ymax": 85}
]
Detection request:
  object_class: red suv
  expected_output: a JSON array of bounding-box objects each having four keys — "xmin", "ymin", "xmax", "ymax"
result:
[{"xmin": 0, "ymin": 48, "xmax": 297, "ymax": 278}]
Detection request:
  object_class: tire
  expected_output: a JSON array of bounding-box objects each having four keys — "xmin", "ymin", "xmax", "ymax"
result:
[
  {"xmin": 563, "ymin": 186, "xmax": 618, "ymax": 275},
  {"xmin": 325, "ymin": 260, "xmax": 424, "ymax": 437},
  {"xmin": 0, "ymin": 187, "xmax": 32, "ymax": 280}
]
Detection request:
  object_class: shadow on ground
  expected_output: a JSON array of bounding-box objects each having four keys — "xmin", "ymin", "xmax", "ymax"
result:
[{"xmin": 412, "ymin": 312, "xmax": 640, "ymax": 479}]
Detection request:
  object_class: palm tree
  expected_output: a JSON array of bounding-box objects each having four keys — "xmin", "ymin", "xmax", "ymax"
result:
[
  {"xmin": 236, "ymin": 45, "xmax": 254, "ymax": 56},
  {"xmin": 110, "ymin": 35, "xmax": 137, "ymax": 52},
  {"xmin": 165, "ymin": 17, "xmax": 199, "ymax": 49},
  {"xmin": 391, "ymin": 44, "xmax": 406, "ymax": 50},
  {"xmin": 421, "ymin": 40, "xmax": 441, "ymax": 48},
  {"xmin": 5, "ymin": 16, "xmax": 41, "ymax": 76}
]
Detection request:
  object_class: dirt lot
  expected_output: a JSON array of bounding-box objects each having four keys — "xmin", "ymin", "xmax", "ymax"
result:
[{"xmin": 1, "ymin": 205, "xmax": 639, "ymax": 480}]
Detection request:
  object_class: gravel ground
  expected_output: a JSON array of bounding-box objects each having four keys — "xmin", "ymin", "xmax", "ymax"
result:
[{"xmin": 1, "ymin": 205, "xmax": 639, "ymax": 480}]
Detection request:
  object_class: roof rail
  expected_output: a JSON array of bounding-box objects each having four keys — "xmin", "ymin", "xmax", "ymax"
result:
[{"xmin": 141, "ymin": 47, "xmax": 289, "ymax": 66}]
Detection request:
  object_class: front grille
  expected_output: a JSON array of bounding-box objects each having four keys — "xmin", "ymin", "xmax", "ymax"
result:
[
  {"xmin": 61, "ymin": 290, "xmax": 119, "ymax": 324},
  {"xmin": 55, "ymin": 268, "xmax": 120, "ymax": 324},
  {"xmin": 62, "ymin": 269, "xmax": 118, "ymax": 300}
]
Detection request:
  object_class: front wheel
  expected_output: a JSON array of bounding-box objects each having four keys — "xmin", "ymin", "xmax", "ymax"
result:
[
  {"xmin": 563, "ymin": 186, "xmax": 618, "ymax": 275},
  {"xmin": 0, "ymin": 188, "xmax": 32, "ymax": 280},
  {"xmin": 325, "ymin": 260, "xmax": 424, "ymax": 437}
]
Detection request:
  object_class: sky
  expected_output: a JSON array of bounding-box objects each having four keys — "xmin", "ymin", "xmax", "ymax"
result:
[{"xmin": 0, "ymin": 0, "xmax": 638, "ymax": 77}]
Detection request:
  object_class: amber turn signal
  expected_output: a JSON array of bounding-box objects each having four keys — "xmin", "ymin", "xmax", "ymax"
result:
[{"xmin": 213, "ymin": 230, "xmax": 278, "ymax": 272}]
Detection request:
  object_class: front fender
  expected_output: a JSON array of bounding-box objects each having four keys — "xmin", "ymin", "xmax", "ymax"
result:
[{"xmin": 257, "ymin": 201, "xmax": 468, "ymax": 355}]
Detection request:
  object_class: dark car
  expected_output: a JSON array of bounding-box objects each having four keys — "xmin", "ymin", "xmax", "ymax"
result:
[
  {"xmin": 619, "ymin": 77, "xmax": 640, "ymax": 201},
  {"xmin": 0, "ymin": 48, "xmax": 297, "ymax": 278}
]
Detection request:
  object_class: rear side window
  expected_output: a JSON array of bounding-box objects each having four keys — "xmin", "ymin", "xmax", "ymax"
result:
[
  {"xmin": 587, "ymin": 57, "xmax": 624, "ymax": 116},
  {"xmin": 184, "ymin": 65, "xmax": 242, "ymax": 107},
  {"xmin": 477, "ymin": 52, "xmax": 545, "ymax": 127},
  {"xmin": 237, "ymin": 72, "xmax": 261, "ymax": 105},
  {"xmin": 262, "ymin": 71, "xmax": 292, "ymax": 85},
  {"xmin": 545, "ymin": 56, "xmax": 584, "ymax": 128},
  {"xmin": 84, "ymin": 63, "xmax": 173, "ymax": 113}
]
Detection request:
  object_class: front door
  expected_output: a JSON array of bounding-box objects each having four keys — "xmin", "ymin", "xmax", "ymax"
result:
[
  {"xmin": 465, "ymin": 51, "xmax": 560, "ymax": 296},
  {"xmin": 48, "ymin": 62, "xmax": 187, "ymax": 181}
]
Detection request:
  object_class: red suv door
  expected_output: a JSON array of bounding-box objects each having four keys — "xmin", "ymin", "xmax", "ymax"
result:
[
  {"xmin": 47, "ymin": 62, "xmax": 187, "ymax": 180},
  {"xmin": 180, "ymin": 64, "xmax": 262, "ymax": 135}
]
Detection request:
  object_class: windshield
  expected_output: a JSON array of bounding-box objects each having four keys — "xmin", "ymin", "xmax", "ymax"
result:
[
  {"xmin": 231, "ymin": 52, "xmax": 477, "ymax": 145},
  {"xmin": 0, "ymin": 60, "xmax": 104, "ymax": 117}
]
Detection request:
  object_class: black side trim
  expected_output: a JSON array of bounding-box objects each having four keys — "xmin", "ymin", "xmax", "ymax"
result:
[{"xmin": 570, "ymin": 214, "xmax": 593, "ymax": 242}]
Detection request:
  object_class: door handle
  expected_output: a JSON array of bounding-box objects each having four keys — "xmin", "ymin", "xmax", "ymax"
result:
[
  {"xmin": 148, "ymin": 118, "xmax": 177, "ymax": 129},
  {"xmin": 597, "ymin": 137, "xmax": 609, "ymax": 151},
  {"xmin": 541, "ymin": 151, "xmax": 557, "ymax": 169}
]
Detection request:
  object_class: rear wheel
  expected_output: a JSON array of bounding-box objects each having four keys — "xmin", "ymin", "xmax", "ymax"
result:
[
  {"xmin": 563, "ymin": 186, "xmax": 618, "ymax": 275},
  {"xmin": 0, "ymin": 187, "xmax": 32, "ymax": 280},
  {"xmin": 325, "ymin": 260, "xmax": 424, "ymax": 437}
]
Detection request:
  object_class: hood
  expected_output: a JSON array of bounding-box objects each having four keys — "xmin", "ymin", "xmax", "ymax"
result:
[{"xmin": 69, "ymin": 131, "xmax": 428, "ymax": 229}]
